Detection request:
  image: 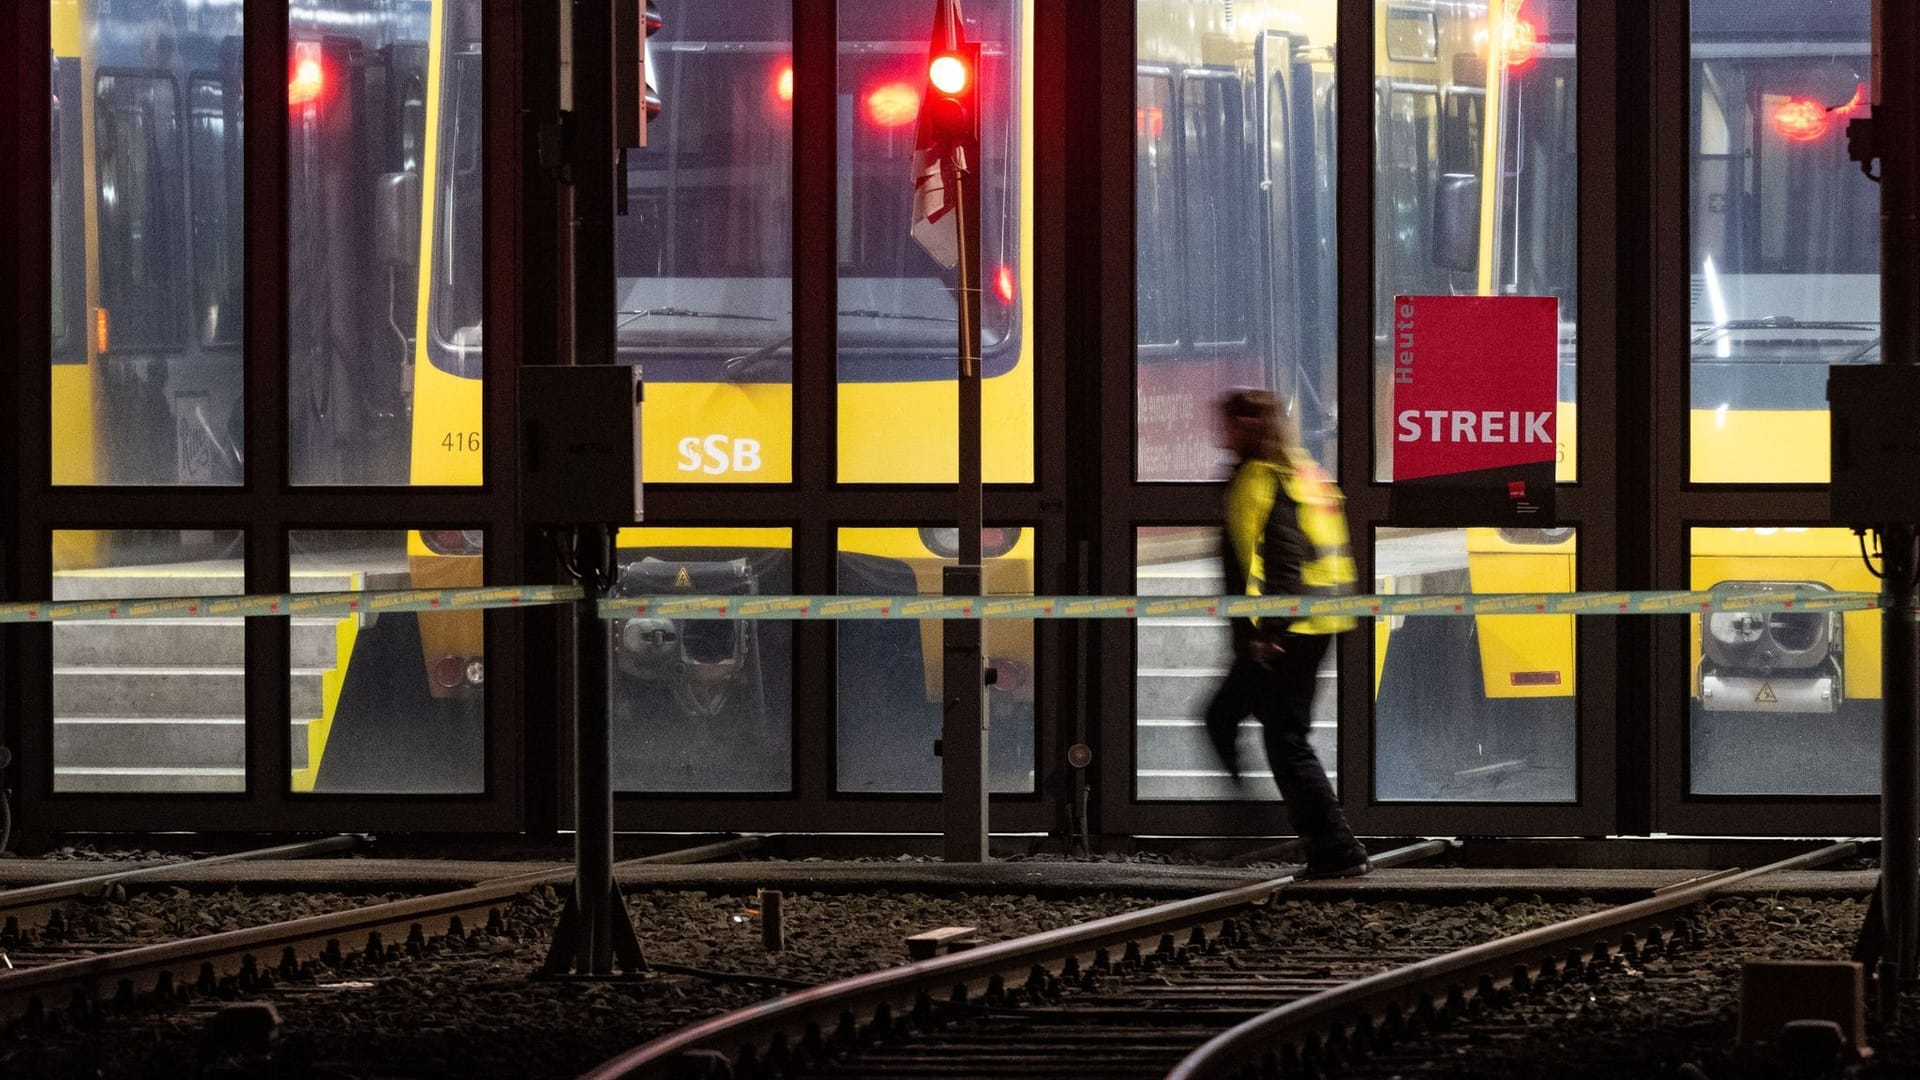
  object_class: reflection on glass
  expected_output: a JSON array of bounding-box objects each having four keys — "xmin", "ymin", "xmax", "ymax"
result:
[
  {"xmin": 1372, "ymin": 0, "xmax": 1577, "ymax": 482},
  {"xmin": 1688, "ymin": 527, "xmax": 1878, "ymax": 794},
  {"xmin": 1374, "ymin": 526, "xmax": 1576, "ymax": 801},
  {"xmin": 54, "ymin": 1, "xmax": 245, "ymax": 486},
  {"xmin": 618, "ymin": 4, "xmax": 796, "ymax": 485},
  {"xmin": 837, "ymin": 0, "xmax": 1033, "ymax": 483},
  {"xmin": 54, "ymin": 530, "xmax": 245, "ymax": 792},
  {"xmin": 609, "ymin": 528, "xmax": 793, "ymax": 792},
  {"xmin": 291, "ymin": 530, "xmax": 484, "ymax": 795},
  {"xmin": 1136, "ymin": 2, "xmax": 1338, "ymax": 481},
  {"xmin": 1134, "ymin": 527, "xmax": 1340, "ymax": 801},
  {"xmin": 837, "ymin": 527, "xmax": 1035, "ymax": 793},
  {"xmin": 1689, "ymin": 0, "xmax": 1875, "ymax": 483},
  {"xmin": 289, "ymin": 0, "xmax": 478, "ymax": 486}
]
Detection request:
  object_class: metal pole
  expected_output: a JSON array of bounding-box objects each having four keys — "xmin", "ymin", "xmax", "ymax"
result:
[
  {"xmin": 941, "ymin": 136, "xmax": 988, "ymax": 863},
  {"xmin": 541, "ymin": 0, "xmax": 641, "ymax": 977},
  {"xmin": 1879, "ymin": 0, "xmax": 1920, "ymax": 1011},
  {"xmin": 573, "ymin": 538, "xmax": 614, "ymax": 971}
]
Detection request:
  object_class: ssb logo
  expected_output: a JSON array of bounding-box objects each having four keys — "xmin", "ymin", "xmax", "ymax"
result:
[{"xmin": 677, "ymin": 434, "xmax": 763, "ymax": 476}]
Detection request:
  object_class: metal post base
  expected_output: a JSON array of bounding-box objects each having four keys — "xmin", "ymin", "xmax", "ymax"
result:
[{"xmin": 539, "ymin": 882, "xmax": 647, "ymax": 978}]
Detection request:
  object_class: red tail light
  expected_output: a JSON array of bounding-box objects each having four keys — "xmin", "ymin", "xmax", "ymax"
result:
[
  {"xmin": 1500, "ymin": 15, "xmax": 1538, "ymax": 71},
  {"xmin": 866, "ymin": 82, "xmax": 920, "ymax": 127},
  {"xmin": 1773, "ymin": 98, "xmax": 1828, "ymax": 142},
  {"xmin": 994, "ymin": 265, "xmax": 1016, "ymax": 306},
  {"xmin": 289, "ymin": 42, "xmax": 325, "ymax": 108},
  {"xmin": 918, "ymin": 527, "xmax": 1023, "ymax": 559}
]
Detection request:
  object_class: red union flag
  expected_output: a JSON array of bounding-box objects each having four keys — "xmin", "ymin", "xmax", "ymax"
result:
[
  {"xmin": 1390, "ymin": 295, "xmax": 1558, "ymax": 525},
  {"xmin": 909, "ymin": 0, "xmax": 966, "ymax": 269}
]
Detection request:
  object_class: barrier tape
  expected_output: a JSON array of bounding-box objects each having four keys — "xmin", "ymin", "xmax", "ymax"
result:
[
  {"xmin": 0, "ymin": 586, "xmax": 1886, "ymax": 624},
  {"xmin": 0, "ymin": 584, "xmax": 585, "ymax": 624},
  {"xmin": 603, "ymin": 589, "xmax": 1885, "ymax": 620}
]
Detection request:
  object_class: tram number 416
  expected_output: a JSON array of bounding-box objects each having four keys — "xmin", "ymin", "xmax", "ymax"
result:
[{"xmin": 442, "ymin": 431, "xmax": 482, "ymax": 452}]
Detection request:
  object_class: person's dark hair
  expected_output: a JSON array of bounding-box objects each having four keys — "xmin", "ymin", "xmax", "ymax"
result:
[{"xmin": 1220, "ymin": 388, "xmax": 1301, "ymax": 468}]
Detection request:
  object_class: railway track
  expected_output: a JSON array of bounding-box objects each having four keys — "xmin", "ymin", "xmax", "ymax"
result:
[
  {"xmin": 0, "ymin": 834, "xmax": 763, "ymax": 1028},
  {"xmin": 0, "ymin": 834, "xmax": 360, "ymax": 941},
  {"xmin": 585, "ymin": 841, "xmax": 1858, "ymax": 1080}
]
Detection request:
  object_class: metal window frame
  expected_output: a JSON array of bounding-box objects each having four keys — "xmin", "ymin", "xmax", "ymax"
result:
[
  {"xmin": 1647, "ymin": 1, "xmax": 1877, "ymax": 835},
  {"xmin": 593, "ymin": 0, "xmax": 1065, "ymax": 835},
  {"xmin": 1094, "ymin": 1, "xmax": 1620, "ymax": 839},
  {"xmin": 3, "ymin": 0, "xmax": 528, "ymax": 834}
]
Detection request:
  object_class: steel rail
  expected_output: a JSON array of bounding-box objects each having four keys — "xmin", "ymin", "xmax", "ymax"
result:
[
  {"xmin": 1165, "ymin": 840, "xmax": 1861, "ymax": 1080},
  {"xmin": 582, "ymin": 839, "xmax": 1453, "ymax": 1079},
  {"xmin": 0, "ymin": 833, "xmax": 765, "ymax": 1025},
  {"xmin": 0, "ymin": 835, "xmax": 361, "ymax": 934}
]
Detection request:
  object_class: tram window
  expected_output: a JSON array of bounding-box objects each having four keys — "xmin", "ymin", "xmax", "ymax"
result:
[
  {"xmin": 95, "ymin": 71, "xmax": 186, "ymax": 351},
  {"xmin": 431, "ymin": 47, "xmax": 483, "ymax": 346},
  {"xmin": 1135, "ymin": 72, "xmax": 1179, "ymax": 347},
  {"xmin": 615, "ymin": 50, "xmax": 794, "ymax": 279},
  {"xmin": 1386, "ymin": 9, "xmax": 1439, "ymax": 63},
  {"xmin": 1182, "ymin": 73, "xmax": 1251, "ymax": 346},
  {"xmin": 188, "ymin": 77, "xmax": 238, "ymax": 349}
]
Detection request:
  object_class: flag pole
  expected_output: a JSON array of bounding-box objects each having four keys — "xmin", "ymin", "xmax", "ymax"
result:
[{"xmin": 941, "ymin": 133, "xmax": 989, "ymax": 863}]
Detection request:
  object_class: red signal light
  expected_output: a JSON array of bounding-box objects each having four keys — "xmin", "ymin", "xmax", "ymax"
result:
[
  {"xmin": 775, "ymin": 63, "xmax": 793, "ymax": 104},
  {"xmin": 288, "ymin": 42, "xmax": 324, "ymax": 108},
  {"xmin": 994, "ymin": 265, "xmax": 1016, "ymax": 305},
  {"xmin": 928, "ymin": 53, "xmax": 970, "ymax": 96},
  {"xmin": 1773, "ymin": 97, "xmax": 1828, "ymax": 142},
  {"xmin": 1500, "ymin": 15, "xmax": 1538, "ymax": 70}
]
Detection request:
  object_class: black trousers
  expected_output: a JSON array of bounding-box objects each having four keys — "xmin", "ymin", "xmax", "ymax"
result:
[{"xmin": 1203, "ymin": 630, "xmax": 1361, "ymax": 862}]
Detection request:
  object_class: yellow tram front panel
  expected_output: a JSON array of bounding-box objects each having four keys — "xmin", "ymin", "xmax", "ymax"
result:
[
  {"xmin": 1466, "ymin": 528, "xmax": 1578, "ymax": 699},
  {"xmin": 1689, "ymin": 527, "xmax": 1881, "ymax": 703}
]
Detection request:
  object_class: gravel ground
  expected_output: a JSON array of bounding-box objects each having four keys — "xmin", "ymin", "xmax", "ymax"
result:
[
  {"xmin": 1340, "ymin": 893, "xmax": 1920, "ymax": 1080},
  {"xmin": 0, "ymin": 886, "xmax": 1903, "ymax": 1080}
]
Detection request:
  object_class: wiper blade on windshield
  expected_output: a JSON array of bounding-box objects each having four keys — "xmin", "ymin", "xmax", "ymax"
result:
[
  {"xmin": 617, "ymin": 307, "xmax": 778, "ymax": 329},
  {"xmin": 1690, "ymin": 315, "xmax": 1878, "ymax": 346},
  {"xmin": 723, "ymin": 335, "xmax": 794, "ymax": 381},
  {"xmin": 838, "ymin": 309, "xmax": 956, "ymax": 323}
]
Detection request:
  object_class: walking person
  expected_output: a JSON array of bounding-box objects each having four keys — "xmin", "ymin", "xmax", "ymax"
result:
[{"xmin": 1205, "ymin": 389, "xmax": 1370, "ymax": 878}]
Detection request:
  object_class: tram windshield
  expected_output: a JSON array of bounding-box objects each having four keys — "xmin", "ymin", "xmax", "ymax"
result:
[{"xmin": 615, "ymin": 1, "xmax": 1022, "ymax": 382}]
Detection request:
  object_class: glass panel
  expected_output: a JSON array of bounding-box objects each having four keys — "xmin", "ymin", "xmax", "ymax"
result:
[
  {"xmin": 836, "ymin": 1, "xmax": 1033, "ymax": 483},
  {"xmin": 290, "ymin": 530, "xmax": 483, "ymax": 795},
  {"xmin": 1689, "ymin": 1, "xmax": 1875, "ymax": 483},
  {"xmin": 1374, "ymin": 526, "xmax": 1577, "ymax": 801},
  {"xmin": 621, "ymin": 4, "xmax": 796, "ymax": 485},
  {"xmin": 1688, "ymin": 527, "xmax": 1878, "ymax": 794},
  {"xmin": 55, "ymin": 2, "xmax": 245, "ymax": 485},
  {"xmin": 1134, "ymin": 526, "xmax": 1341, "ymax": 801},
  {"xmin": 836, "ymin": 527, "xmax": 1035, "ymax": 793},
  {"xmin": 289, "ymin": 1, "xmax": 475, "ymax": 486},
  {"xmin": 1137, "ymin": 2, "xmax": 1339, "ymax": 481},
  {"xmin": 610, "ymin": 528, "xmax": 793, "ymax": 792},
  {"xmin": 53, "ymin": 530, "xmax": 245, "ymax": 793},
  {"xmin": 1372, "ymin": 0, "xmax": 1577, "ymax": 482}
]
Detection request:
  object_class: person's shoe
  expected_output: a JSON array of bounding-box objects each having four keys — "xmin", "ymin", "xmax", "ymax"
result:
[{"xmin": 1301, "ymin": 856, "xmax": 1373, "ymax": 880}]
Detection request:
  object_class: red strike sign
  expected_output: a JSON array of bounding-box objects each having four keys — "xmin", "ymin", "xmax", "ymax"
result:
[{"xmin": 1391, "ymin": 295, "xmax": 1558, "ymax": 482}]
